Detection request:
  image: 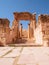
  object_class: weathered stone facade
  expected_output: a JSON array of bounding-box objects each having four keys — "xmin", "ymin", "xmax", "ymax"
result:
[
  {"xmin": 0, "ymin": 12, "xmax": 49, "ymax": 46},
  {"xmin": 0, "ymin": 18, "xmax": 10, "ymax": 46},
  {"xmin": 34, "ymin": 14, "xmax": 49, "ymax": 46}
]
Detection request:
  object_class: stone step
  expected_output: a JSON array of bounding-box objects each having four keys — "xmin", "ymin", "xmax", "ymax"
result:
[{"xmin": 8, "ymin": 43, "xmax": 42, "ymax": 47}]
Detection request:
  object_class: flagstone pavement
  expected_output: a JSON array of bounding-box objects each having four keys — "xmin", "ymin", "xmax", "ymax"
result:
[{"xmin": 0, "ymin": 47, "xmax": 49, "ymax": 65}]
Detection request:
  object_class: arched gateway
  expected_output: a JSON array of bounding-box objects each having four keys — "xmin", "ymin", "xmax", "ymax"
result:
[{"xmin": 12, "ymin": 12, "xmax": 36, "ymax": 41}]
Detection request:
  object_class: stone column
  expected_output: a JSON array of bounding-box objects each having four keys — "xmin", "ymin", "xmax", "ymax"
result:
[
  {"xmin": 28, "ymin": 23, "xmax": 30, "ymax": 39},
  {"xmin": 30, "ymin": 19, "xmax": 34, "ymax": 38},
  {"xmin": 30, "ymin": 14, "xmax": 36, "ymax": 38},
  {"xmin": 33, "ymin": 14, "xmax": 36, "ymax": 30},
  {"xmin": 30, "ymin": 14, "xmax": 36, "ymax": 30},
  {"xmin": 12, "ymin": 19, "xmax": 19, "ymax": 39},
  {"xmin": 20, "ymin": 24, "xmax": 23, "ymax": 38},
  {"xmin": 17, "ymin": 20, "xmax": 19, "ymax": 39}
]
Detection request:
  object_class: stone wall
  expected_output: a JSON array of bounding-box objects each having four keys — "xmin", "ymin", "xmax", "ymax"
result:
[
  {"xmin": 0, "ymin": 19, "xmax": 10, "ymax": 46},
  {"xmin": 34, "ymin": 14, "xmax": 49, "ymax": 46},
  {"xmin": 34, "ymin": 21, "xmax": 43, "ymax": 45},
  {"xmin": 40, "ymin": 15, "xmax": 49, "ymax": 46}
]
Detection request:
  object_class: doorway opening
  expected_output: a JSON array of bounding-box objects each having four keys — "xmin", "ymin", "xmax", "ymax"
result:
[
  {"xmin": 20, "ymin": 20, "xmax": 30, "ymax": 30},
  {"xmin": 19, "ymin": 20, "xmax": 30, "ymax": 38}
]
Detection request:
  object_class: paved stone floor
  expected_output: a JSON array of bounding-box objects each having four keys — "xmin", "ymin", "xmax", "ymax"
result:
[{"xmin": 0, "ymin": 47, "xmax": 49, "ymax": 65}]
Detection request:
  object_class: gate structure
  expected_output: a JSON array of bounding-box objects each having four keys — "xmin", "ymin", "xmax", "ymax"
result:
[{"xmin": 12, "ymin": 12, "xmax": 36, "ymax": 40}]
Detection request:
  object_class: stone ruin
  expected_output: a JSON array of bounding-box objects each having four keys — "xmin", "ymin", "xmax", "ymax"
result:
[
  {"xmin": 0, "ymin": 19, "xmax": 10, "ymax": 46},
  {"xmin": 0, "ymin": 12, "xmax": 49, "ymax": 46},
  {"xmin": 34, "ymin": 14, "xmax": 49, "ymax": 46}
]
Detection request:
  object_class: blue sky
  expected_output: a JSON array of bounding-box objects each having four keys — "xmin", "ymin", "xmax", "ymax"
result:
[{"xmin": 0, "ymin": 0, "xmax": 49, "ymax": 29}]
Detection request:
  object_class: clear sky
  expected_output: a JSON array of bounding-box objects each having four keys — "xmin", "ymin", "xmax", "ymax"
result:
[{"xmin": 0, "ymin": 0, "xmax": 49, "ymax": 29}]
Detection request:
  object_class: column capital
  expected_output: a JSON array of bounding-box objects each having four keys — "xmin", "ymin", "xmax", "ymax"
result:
[
  {"xmin": 20, "ymin": 23, "xmax": 22, "ymax": 25},
  {"xmin": 28, "ymin": 23, "xmax": 30, "ymax": 25}
]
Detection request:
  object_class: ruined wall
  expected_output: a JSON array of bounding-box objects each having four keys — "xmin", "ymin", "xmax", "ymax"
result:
[
  {"xmin": 40, "ymin": 15, "xmax": 49, "ymax": 46},
  {"xmin": 0, "ymin": 12, "xmax": 49, "ymax": 46},
  {"xmin": 10, "ymin": 19, "xmax": 19, "ymax": 43},
  {"xmin": 30, "ymin": 14, "xmax": 36, "ymax": 38},
  {"xmin": 34, "ymin": 14, "xmax": 49, "ymax": 46},
  {"xmin": 0, "ymin": 19, "xmax": 10, "ymax": 46},
  {"xmin": 34, "ymin": 21, "xmax": 43, "ymax": 45}
]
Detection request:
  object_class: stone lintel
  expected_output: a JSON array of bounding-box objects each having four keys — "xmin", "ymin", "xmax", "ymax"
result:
[{"xmin": 13, "ymin": 12, "xmax": 36, "ymax": 20}]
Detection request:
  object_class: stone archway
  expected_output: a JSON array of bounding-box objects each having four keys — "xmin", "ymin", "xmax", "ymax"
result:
[{"xmin": 12, "ymin": 12, "xmax": 36, "ymax": 42}]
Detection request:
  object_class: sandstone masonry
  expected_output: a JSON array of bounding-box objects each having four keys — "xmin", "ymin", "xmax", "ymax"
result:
[{"xmin": 0, "ymin": 12, "xmax": 49, "ymax": 46}]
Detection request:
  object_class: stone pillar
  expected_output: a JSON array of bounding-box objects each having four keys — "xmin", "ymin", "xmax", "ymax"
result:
[
  {"xmin": 17, "ymin": 20, "xmax": 19, "ymax": 39},
  {"xmin": 20, "ymin": 24, "xmax": 23, "ymax": 38},
  {"xmin": 30, "ymin": 19, "xmax": 34, "ymax": 38},
  {"xmin": 30, "ymin": 14, "xmax": 36, "ymax": 38},
  {"xmin": 12, "ymin": 19, "xmax": 19, "ymax": 39},
  {"xmin": 28, "ymin": 23, "xmax": 30, "ymax": 39}
]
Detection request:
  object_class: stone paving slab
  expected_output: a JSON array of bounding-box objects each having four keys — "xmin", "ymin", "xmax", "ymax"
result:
[
  {"xmin": 0, "ymin": 47, "xmax": 14, "ymax": 57},
  {"xmin": 0, "ymin": 58, "xmax": 15, "ymax": 65},
  {"xmin": 30, "ymin": 47, "xmax": 49, "ymax": 63},
  {"xmin": 17, "ymin": 47, "xmax": 49, "ymax": 65},
  {"xmin": 21, "ymin": 47, "xmax": 34, "ymax": 54},
  {"xmin": 17, "ymin": 54, "xmax": 36, "ymax": 64},
  {"xmin": 0, "ymin": 47, "xmax": 49, "ymax": 65},
  {"xmin": 4, "ymin": 47, "xmax": 22, "ymax": 57},
  {"xmin": 26, "ymin": 64, "xmax": 37, "ymax": 65},
  {"xmin": 38, "ymin": 62, "xmax": 49, "ymax": 65}
]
